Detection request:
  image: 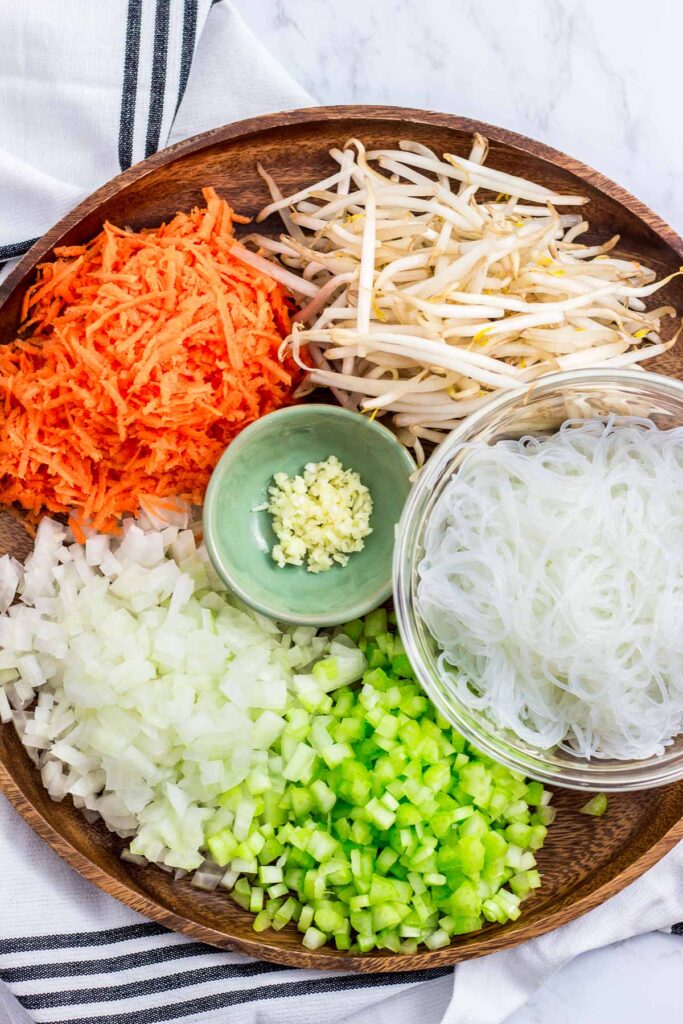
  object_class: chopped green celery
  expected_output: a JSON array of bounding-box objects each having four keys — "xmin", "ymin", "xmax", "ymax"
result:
[
  {"xmin": 307, "ymin": 830, "xmax": 338, "ymax": 862},
  {"xmin": 423, "ymin": 762, "xmax": 451, "ymax": 792},
  {"xmin": 267, "ymin": 882, "xmax": 288, "ymax": 898},
  {"xmin": 231, "ymin": 877, "xmax": 251, "ymax": 910},
  {"xmin": 377, "ymin": 929, "xmax": 402, "ymax": 953},
  {"xmin": 424, "ymin": 928, "xmax": 450, "ymax": 950},
  {"xmin": 302, "ymin": 927, "xmax": 328, "ymax": 950},
  {"xmin": 505, "ymin": 823, "xmax": 533, "ymax": 846},
  {"xmin": 458, "ymin": 762, "xmax": 492, "ymax": 807},
  {"xmin": 258, "ymin": 837, "xmax": 284, "ymax": 865},
  {"xmin": 391, "ymin": 653, "xmax": 413, "ymax": 678},
  {"xmin": 272, "ymin": 897, "xmax": 297, "ymax": 930},
  {"xmin": 579, "ymin": 793, "xmax": 608, "ymax": 817},
  {"xmin": 206, "ymin": 610, "xmax": 554, "ymax": 953},
  {"xmin": 249, "ymin": 887, "xmax": 264, "ymax": 913},
  {"xmin": 283, "ymin": 743, "xmax": 317, "ymax": 783},
  {"xmin": 246, "ymin": 767, "xmax": 270, "ymax": 795},
  {"xmin": 528, "ymin": 825, "xmax": 547, "ymax": 850},
  {"xmin": 252, "ymin": 910, "xmax": 272, "ymax": 933},
  {"xmin": 366, "ymin": 798, "xmax": 396, "ymax": 830},
  {"xmin": 259, "ymin": 864, "xmax": 283, "ymax": 885},
  {"xmin": 450, "ymin": 915, "xmax": 483, "ymax": 935},
  {"xmin": 534, "ymin": 804, "xmax": 557, "ymax": 826},
  {"xmin": 424, "ymin": 872, "xmax": 446, "ymax": 886},
  {"xmin": 457, "ymin": 835, "xmax": 485, "ymax": 876},
  {"xmin": 333, "ymin": 717, "xmax": 365, "ymax": 743},
  {"xmin": 504, "ymin": 844, "xmax": 524, "ymax": 870},
  {"xmin": 321, "ymin": 742, "xmax": 354, "ymax": 769},
  {"xmin": 407, "ymin": 871, "xmax": 426, "ymax": 895},
  {"xmin": 314, "ymin": 900, "xmax": 347, "ymax": 933},
  {"xmin": 362, "ymin": 667, "xmax": 391, "ymax": 690},
  {"xmin": 375, "ymin": 632, "xmax": 393, "ymax": 655},
  {"xmin": 206, "ymin": 828, "xmax": 238, "ymax": 867},
  {"xmin": 231, "ymin": 855, "xmax": 258, "ymax": 874},
  {"xmin": 261, "ymin": 790, "xmax": 288, "ymax": 827},
  {"xmin": 448, "ymin": 879, "xmax": 480, "ymax": 917},
  {"xmin": 376, "ymin": 848, "xmax": 398, "ymax": 874},
  {"xmin": 289, "ymin": 786, "xmax": 314, "ymax": 819},
  {"xmin": 284, "ymin": 867, "xmax": 304, "ymax": 891},
  {"xmin": 364, "ymin": 608, "xmax": 387, "ymax": 638},
  {"xmin": 459, "ymin": 810, "xmax": 490, "ymax": 838},
  {"xmin": 525, "ymin": 781, "xmax": 544, "ymax": 806},
  {"xmin": 311, "ymin": 779, "xmax": 337, "ymax": 813},
  {"xmin": 367, "ymin": 646, "xmax": 389, "ymax": 670},
  {"xmin": 396, "ymin": 803, "xmax": 423, "ymax": 828},
  {"xmin": 375, "ymin": 713, "xmax": 400, "ymax": 740},
  {"xmin": 320, "ymin": 859, "xmax": 352, "ymax": 886},
  {"xmin": 509, "ymin": 872, "xmax": 537, "ymax": 897},
  {"xmin": 297, "ymin": 904, "xmax": 315, "ymax": 933},
  {"xmin": 370, "ymin": 874, "xmax": 412, "ymax": 904},
  {"xmin": 418, "ymin": 737, "xmax": 440, "ymax": 764},
  {"xmin": 341, "ymin": 618, "xmax": 364, "ymax": 642},
  {"xmin": 382, "ymin": 686, "xmax": 403, "ymax": 710},
  {"xmin": 349, "ymin": 819, "xmax": 373, "ymax": 845},
  {"xmin": 350, "ymin": 909, "xmax": 373, "ymax": 935}
]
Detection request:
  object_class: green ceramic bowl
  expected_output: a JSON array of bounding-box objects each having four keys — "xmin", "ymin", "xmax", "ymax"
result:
[{"xmin": 203, "ymin": 405, "xmax": 415, "ymax": 626}]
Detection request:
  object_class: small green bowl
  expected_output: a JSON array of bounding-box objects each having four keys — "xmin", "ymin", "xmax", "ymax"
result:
[{"xmin": 203, "ymin": 405, "xmax": 415, "ymax": 626}]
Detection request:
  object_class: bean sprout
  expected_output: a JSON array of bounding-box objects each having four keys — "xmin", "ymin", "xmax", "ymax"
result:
[{"xmin": 239, "ymin": 136, "xmax": 680, "ymax": 463}]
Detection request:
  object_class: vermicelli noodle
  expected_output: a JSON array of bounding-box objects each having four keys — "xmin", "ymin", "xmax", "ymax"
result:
[{"xmin": 417, "ymin": 417, "xmax": 683, "ymax": 760}]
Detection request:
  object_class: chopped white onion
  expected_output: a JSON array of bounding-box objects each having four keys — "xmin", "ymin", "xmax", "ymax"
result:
[{"xmin": 0, "ymin": 516, "xmax": 365, "ymax": 871}]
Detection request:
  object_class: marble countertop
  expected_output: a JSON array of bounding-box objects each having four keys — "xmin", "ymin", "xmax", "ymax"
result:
[
  {"xmin": 231, "ymin": 1, "xmax": 683, "ymax": 1021},
  {"xmin": 233, "ymin": 0, "xmax": 683, "ymax": 235}
]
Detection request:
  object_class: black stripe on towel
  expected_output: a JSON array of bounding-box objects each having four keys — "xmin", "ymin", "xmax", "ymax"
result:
[
  {"xmin": 144, "ymin": 0, "xmax": 171, "ymax": 158},
  {"xmin": 174, "ymin": 0, "xmax": 198, "ymax": 117},
  {"xmin": 0, "ymin": 238, "xmax": 38, "ymax": 263},
  {"xmin": 118, "ymin": 0, "xmax": 143, "ymax": 170},
  {"xmin": 672, "ymin": 922, "xmax": 683, "ymax": 935},
  {"xmin": 22, "ymin": 961, "xmax": 291, "ymax": 1009},
  {"xmin": 0, "ymin": 941, "xmax": 215, "ymax": 983},
  {"xmin": 0, "ymin": 922, "xmax": 167, "ymax": 955},
  {"xmin": 40, "ymin": 969, "xmax": 453, "ymax": 1024}
]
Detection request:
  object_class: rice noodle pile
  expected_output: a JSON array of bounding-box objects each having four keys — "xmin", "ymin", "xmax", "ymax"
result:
[
  {"xmin": 241, "ymin": 136, "xmax": 679, "ymax": 464},
  {"xmin": 417, "ymin": 417, "xmax": 683, "ymax": 760}
]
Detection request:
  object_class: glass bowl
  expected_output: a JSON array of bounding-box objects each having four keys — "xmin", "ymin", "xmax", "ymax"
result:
[{"xmin": 394, "ymin": 368, "xmax": 683, "ymax": 791}]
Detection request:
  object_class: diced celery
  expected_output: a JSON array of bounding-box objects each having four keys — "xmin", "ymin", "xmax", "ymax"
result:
[
  {"xmin": 579, "ymin": 793, "xmax": 608, "ymax": 817},
  {"xmin": 302, "ymin": 927, "xmax": 327, "ymax": 950},
  {"xmin": 206, "ymin": 828, "xmax": 237, "ymax": 867},
  {"xmin": 364, "ymin": 608, "xmax": 387, "ymax": 638}
]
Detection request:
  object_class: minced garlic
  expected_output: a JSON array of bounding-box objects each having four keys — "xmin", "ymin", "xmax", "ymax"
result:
[{"xmin": 266, "ymin": 455, "xmax": 373, "ymax": 573}]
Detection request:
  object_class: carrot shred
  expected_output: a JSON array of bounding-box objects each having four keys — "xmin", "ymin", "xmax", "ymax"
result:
[{"xmin": 0, "ymin": 187, "xmax": 299, "ymax": 532}]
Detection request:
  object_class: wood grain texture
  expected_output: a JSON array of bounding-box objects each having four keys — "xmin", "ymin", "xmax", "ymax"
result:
[{"xmin": 0, "ymin": 105, "xmax": 682, "ymax": 972}]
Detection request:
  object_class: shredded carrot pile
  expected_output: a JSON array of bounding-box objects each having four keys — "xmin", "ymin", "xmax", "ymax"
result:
[{"xmin": 0, "ymin": 187, "xmax": 299, "ymax": 531}]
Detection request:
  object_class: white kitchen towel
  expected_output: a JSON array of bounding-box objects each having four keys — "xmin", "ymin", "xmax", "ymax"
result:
[
  {"xmin": 0, "ymin": 3, "xmax": 681, "ymax": 1024},
  {"xmin": 0, "ymin": 0, "xmax": 310, "ymax": 264}
]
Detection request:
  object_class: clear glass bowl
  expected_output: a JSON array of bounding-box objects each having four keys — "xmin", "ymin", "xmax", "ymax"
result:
[{"xmin": 394, "ymin": 368, "xmax": 683, "ymax": 791}]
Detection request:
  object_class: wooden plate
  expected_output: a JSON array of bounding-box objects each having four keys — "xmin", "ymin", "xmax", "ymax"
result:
[{"xmin": 1, "ymin": 106, "xmax": 682, "ymax": 972}]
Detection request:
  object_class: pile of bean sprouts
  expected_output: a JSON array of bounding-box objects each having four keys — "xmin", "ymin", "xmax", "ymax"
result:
[{"xmin": 235, "ymin": 135, "xmax": 680, "ymax": 463}]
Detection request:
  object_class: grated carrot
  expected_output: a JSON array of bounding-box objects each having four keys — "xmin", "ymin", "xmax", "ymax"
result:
[{"xmin": 0, "ymin": 187, "xmax": 299, "ymax": 531}]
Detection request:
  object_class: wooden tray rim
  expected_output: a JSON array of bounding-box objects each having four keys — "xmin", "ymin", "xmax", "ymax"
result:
[
  {"xmin": 2, "ymin": 105, "xmax": 683, "ymax": 308},
  {"xmin": 1, "ymin": 104, "xmax": 682, "ymax": 972}
]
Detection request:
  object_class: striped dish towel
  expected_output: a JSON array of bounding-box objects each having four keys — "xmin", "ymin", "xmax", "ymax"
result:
[{"xmin": 0, "ymin": 4, "xmax": 682, "ymax": 1024}]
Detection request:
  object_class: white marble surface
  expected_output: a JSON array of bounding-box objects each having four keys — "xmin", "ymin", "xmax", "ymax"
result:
[
  {"xmin": 231, "ymin": 1, "xmax": 683, "ymax": 1021},
  {"xmin": 233, "ymin": 0, "xmax": 683, "ymax": 234}
]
